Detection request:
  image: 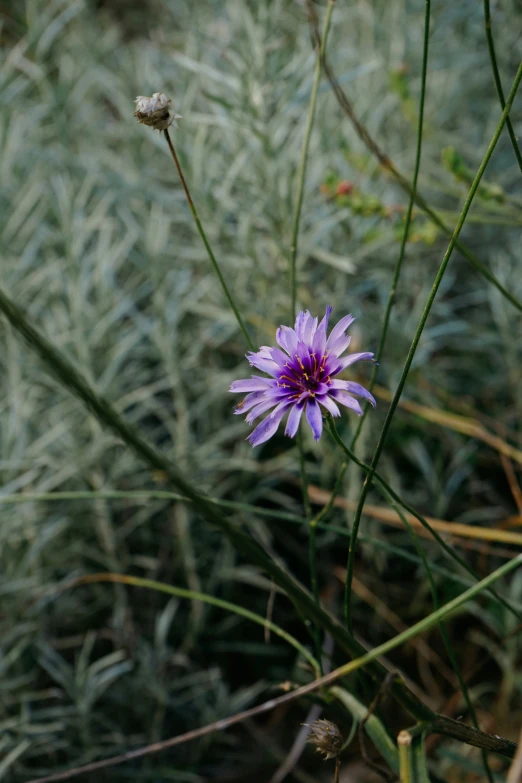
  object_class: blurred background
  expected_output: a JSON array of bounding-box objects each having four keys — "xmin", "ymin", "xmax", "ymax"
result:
[{"xmin": 1, "ymin": 0, "xmax": 522, "ymax": 780}]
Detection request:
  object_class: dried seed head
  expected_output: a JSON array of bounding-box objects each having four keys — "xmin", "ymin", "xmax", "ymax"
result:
[
  {"xmin": 304, "ymin": 719, "xmax": 343, "ymax": 760},
  {"xmin": 134, "ymin": 92, "xmax": 182, "ymax": 131}
]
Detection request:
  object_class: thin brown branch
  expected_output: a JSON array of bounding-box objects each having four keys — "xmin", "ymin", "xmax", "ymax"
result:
[
  {"xmin": 26, "ymin": 647, "xmax": 517, "ymax": 783},
  {"xmin": 308, "ymin": 484, "xmax": 522, "ymax": 549}
]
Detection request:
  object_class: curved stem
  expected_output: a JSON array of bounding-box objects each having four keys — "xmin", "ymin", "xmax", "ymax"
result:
[
  {"xmin": 311, "ymin": 16, "xmax": 522, "ymax": 312},
  {"xmin": 484, "ymin": 0, "xmax": 522, "ymax": 173},
  {"xmin": 344, "ymin": 58, "xmax": 522, "ymax": 632},
  {"xmin": 4, "ymin": 488, "xmax": 514, "ymax": 592},
  {"xmin": 376, "ymin": 488, "xmax": 494, "ymax": 781},
  {"xmin": 0, "ymin": 283, "xmax": 438, "ymax": 723},
  {"xmin": 311, "ymin": 0, "xmax": 431, "ymax": 541},
  {"xmin": 26, "ymin": 556, "xmax": 522, "ymax": 783},
  {"xmin": 163, "ymin": 130, "xmax": 254, "ymax": 350},
  {"xmin": 325, "ymin": 417, "xmax": 520, "ymax": 621},
  {"xmin": 290, "ymin": 1, "xmax": 335, "ymax": 662},
  {"xmin": 289, "ymin": 0, "xmax": 335, "ymax": 320},
  {"xmin": 351, "ymin": 0, "xmax": 431, "ymax": 451},
  {"xmin": 65, "ymin": 573, "xmax": 320, "ymax": 676}
]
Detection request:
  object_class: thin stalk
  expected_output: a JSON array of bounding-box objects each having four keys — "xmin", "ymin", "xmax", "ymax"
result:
[
  {"xmin": 311, "ymin": 0, "xmax": 431, "ymax": 534},
  {"xmin": 0, "ymin": 491, "xmax": 508, "ymax": 593},
  {"xmin": 484, "ymin": 0, "xmax": 522, "ymax": 173},
  {"xmin": 65, "ymin": 573, "xmax": 320, "ymax": 676},
  {"xmin": 25, "ymin": 556, "xmax": 522, "ymax": 783},
  {"xmin": 332, "ymin": 686, "xmax": 399, "ymax": 774},
  {"xmin": 1, "ymin": 268, "xmax": 518, "ymax": 737},
  {"xmin": 163, "ymin": 130, "xmax": 254, "ymax": 351},
  {"xmin": 377, "ymin": 488, "xmax": 494, "ymax": 782},
  {"xmin": 0, "ymin": 283, "xmax": 443, "ymax": 724},
  {"xmin": 310, "ymin": 14, "xmax": 522, "ymax": 313},
  {"xmin": 289, "ymin": 0, "xmax": 335, "ymax": 320},
  {"xmin": 297, "ymin": 429, "xmax": 320, "ymax": 662},
  {"xmin": 290, "ymin": 0, "xmax": 334, "ymax": 650},
  {"xmin": 325, "ymin": 417, "xmax": 520, "ymax": 620},
  {"xmin": 351, "ymin": 0, "xmax": 431, "ymax": 451},
  {"xmin": 297, "ymin": 429, "xmax": 312, "ymax": 520},
  {"xmin": 344, "ymin": 59, "xmax": 522, "ymax": 633}
]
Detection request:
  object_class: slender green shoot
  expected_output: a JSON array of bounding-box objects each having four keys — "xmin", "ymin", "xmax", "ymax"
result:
[
  {"xmin": 62, "ymin": 573, "xmax": 320, "ymax": 676},
  {"xmin": 325, "ymin": 417, "xmax": 521, "ymax": 621},
  {"xmin": 26, "ymin": 556, "xmax": 522, "ymax": 783},
  {"xmin": 351, "ymin": 0, "xmax": 431, "ymax": 451},
  {"xmin": 289, "ymin": 0, "xmax": 335, "ymax": 657},
  {"xmin": 484, "ymin": 0, "xmax": 522, "ymax": 173},
  {"xmin": 377, "ymin": 487, "xmax": 494, "ymax": 782},
  {"xmin": 344, "ymin": 59, "xmax": 522, "ymax": 632},
  {"xmin": 1, "ymin": 488, "xmax": 511, "ymax": 595},
  {"xmin": 311, "ymin": 0, "xmax": 431, "ymax": 535},
  {"xmin": 163, "ymin": 130, "xmax": 254, "ymax": 350},
  {"xmin": 289, "ymin": 0, "xmax": 335, "ymax": 320},
  {"xmin": 315, "ymin": 23, "xmax": 522, "ymax": 312}
]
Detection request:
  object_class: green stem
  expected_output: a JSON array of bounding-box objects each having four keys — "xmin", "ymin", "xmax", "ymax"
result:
[
  {"xmin": 24, "ymin": 566, "xmax": 522, "ymax": 783},
  {"xmin": 317, "ymin": 32, "xmax": 522, "ymax": 313},
  {"xmin": 325, "ymin": 417, "xmax": 520, "ymax": 621},
  {"xmin": 376, "ymin": 488, "xmax": 494, "ymax": 782},
  {"xmin": 344, "ymin": 58, "xmax": 522, "ymax": 633},
  {"xmin": 398, "ymin": 727, "xmax": 431, "ymax": 783},
  {"xmin": 351, "ymin": 0, "xmax": 431, "ymax": 452},
  {"xmin": 0, "ymin": 283, "xmax": 439, "ymax": 723},
  {"xmin": 294, "ymin": 430, "xmax": 310, "ymax": 513},
  {"xmin": 331, "ymin": 687, "xmax": 399, "ymax": 774},
  {"xmin": 484, "ymin": 0, "xmax": 522, "ymax": 173},
  {"xmin": 289, "ymin": 0, "xmax": 335, "ymax": 320},
  {"xmin": 4, "ymin": 488, "xmax": 513, "ymax": 594},
  {"xmin": 163, "ymin": 130, "xmax": 254, "ymax": 351},
  {"xmin": 68, "ymin": 573, "xmax": 320, "ymax": 676},
  {"xmin": 289, "ymin": 0, "xmax": 335, "ymax": 661}
]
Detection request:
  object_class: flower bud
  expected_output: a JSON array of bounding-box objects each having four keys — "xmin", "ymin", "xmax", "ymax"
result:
[
  {"xmin": 134, "ymin": 92, "xmax": 182, "ymax": 131},
  {"xmin": 304, "ymin": 719, "xmax": 343, "ymax": 760}
]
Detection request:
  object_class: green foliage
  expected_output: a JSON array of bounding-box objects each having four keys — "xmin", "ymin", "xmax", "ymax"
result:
[{"xmin": 1, "ymin": 0, "xmax": 522, "ymax": 781}]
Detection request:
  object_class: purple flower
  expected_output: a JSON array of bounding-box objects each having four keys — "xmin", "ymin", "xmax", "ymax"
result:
[{"xmin": 229, "ymin": 306, "xmax": 376, "ymax": 447}]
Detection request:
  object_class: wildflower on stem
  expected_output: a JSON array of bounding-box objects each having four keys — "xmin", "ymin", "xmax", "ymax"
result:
[
  {"xmin": 134, "ymin": 92, "xmax": 182, "ymax": 131},
  {"xmin": 304, "ymin": 719, "xmax": 343, "ymax": 760},
  {"xmin": 230, "ymin": 306, "xmax": 376, "ymax": 447}
]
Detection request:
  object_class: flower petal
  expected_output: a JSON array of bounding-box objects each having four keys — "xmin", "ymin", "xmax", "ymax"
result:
[
  {"xmin": 318, "ymin": 394, "xmax": 341, "ymax": 417},
  {"xmin": 247, "ymin": 401, "xmax": 291, "ymax": 447},
  {"xmin": 327, "ymin": 334, "xmax": 352, "ymax": 358},
  {"xmin": 276, "ymin": 326, "xmax": 298, "ymax": 356},
  {"xmin": 306, "ymin": 398, "xmax": 323, "ymax": 441},
  {"xmin": 330, "ymin": 380, "xmax": 376, "ymax": 406},
  {"xmin": 233, "ymin": 391, "xmax": 265, "ymax": 414},
  {"xmin": 285, "ymin": 402, "xmax": 305, "ymax": 438},
  {"xmin": 229, "ymin": 378, "xmax": 273, "ymax": 393},
  {"xmin": 331, "ymin": 391, "xmax": 363, "ymax": 416},
  {"xmin": 247, "ymin": 353, "xmax": 279, "ymax": 376},
  {"xmin": 295, "ymin": 310, "xmax": 317, "ymax": 342},
  {"xmin": 337, "ymin": 352, "xmax": 375, "ymax": 370},
  {"xmin": 269, "ymin": 346, "xmax": 291, "ymax": 368},
  {"xmin": 311, "ymin": 305, "xmax": 333, "ymax": 356},
  {"xmin": 326, "ymin": 314, "xmax": 355, "ymax": 349},
  {"xmin": 246, "ymin": 397, "xmax": 280, "ymax": 424}
]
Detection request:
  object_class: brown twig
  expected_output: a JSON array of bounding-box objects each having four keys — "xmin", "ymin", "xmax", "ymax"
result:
[
  {"xmin": 334, "ymin": 755, "xmax": 341, "ymax": 783},
  {"xmin": 307, "ymin": 484, "xmax": 522, "ymax": 549},
  {"xmin": 358, "ymin": 672, "xmax": 397, "ymax": 782},
  {"xmin": 25, "ymin": 630, "xmax": 518, "ymax": 783}
]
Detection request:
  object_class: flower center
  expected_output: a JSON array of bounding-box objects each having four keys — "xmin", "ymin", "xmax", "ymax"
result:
[{"xmin": 276, "ymin": 352, "xmax": 330, "ymax": 398}]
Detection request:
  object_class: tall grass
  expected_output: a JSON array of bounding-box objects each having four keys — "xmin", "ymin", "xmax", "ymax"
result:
[{"xmin": 1, "ymin": 0, "xmax": 522, "ymax": 781}]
